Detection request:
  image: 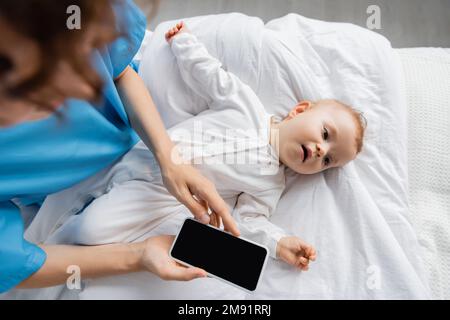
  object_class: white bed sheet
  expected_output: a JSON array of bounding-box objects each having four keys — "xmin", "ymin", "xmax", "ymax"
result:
[{"xmin": 4, "ymin": 14, "xmax": 432, "ymax": 300}]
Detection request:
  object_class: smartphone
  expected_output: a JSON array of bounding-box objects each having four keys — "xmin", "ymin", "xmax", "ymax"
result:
[{"xmin": 170, "ymin": 218, "xmax": 269, "ymax": 293}]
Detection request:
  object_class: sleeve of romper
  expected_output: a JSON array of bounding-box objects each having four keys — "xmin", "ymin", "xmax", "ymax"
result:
[
  {"xmin": 170, "ymin": 32, "xmax": 266, "ymax": 118},
  {"xmin": 233, "ymin": 192, "xmax": 288, "ymax": 259},
  {"xmin": 0, "ymin": 201, "xmax": 47, "ymax": 293}
]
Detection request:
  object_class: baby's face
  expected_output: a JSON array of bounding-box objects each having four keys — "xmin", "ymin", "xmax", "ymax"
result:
[{"xmin": 273, "ymin": 101, "xmax": 358, "ymax": 174}]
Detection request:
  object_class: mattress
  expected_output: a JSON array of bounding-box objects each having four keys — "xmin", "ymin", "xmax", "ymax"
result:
[{"xmin": 397, "ymin": 47, "xmax": 450, "ymax": 299}]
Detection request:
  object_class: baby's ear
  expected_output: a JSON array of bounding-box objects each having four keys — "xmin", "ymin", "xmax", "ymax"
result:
[{"xmin": 286, "ymin": 101, "xmax": 313, "ymax": 120}]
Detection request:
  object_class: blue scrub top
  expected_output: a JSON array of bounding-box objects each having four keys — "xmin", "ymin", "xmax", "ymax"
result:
[{"xmin": 0, "ymin": 0, "xmax": 146, "ymax": 292}]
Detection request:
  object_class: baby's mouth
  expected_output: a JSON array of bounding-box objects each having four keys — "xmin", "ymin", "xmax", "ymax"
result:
[
  {"xmin": 301, "ymin": 145, "xmax": 308, "ymax": 162},
  {"xmin": 301, "ymin": 144, "xmax": 312, "ymax": 163}
]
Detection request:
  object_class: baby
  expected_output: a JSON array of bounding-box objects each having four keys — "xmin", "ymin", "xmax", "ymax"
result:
[
  {"xmin": 48, "ymin": 22, "xmax": 365, "ymax": 273},
  {"xmin": 164, "ymin": 22, "xmax": 365, "ymax": 268}
]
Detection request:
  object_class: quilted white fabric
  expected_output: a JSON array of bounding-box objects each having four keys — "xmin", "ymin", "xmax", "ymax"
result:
[{"xmin": 398, "ymin": 48, "xmax": 450, "ymax": 299}]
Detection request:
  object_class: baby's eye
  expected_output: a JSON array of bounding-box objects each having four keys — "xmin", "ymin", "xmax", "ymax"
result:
[
  {"xmin": 324, "ymin": 157, "xmax": 331, "ymax": 167},
  {"xmin": 322, "ymin": 127, "xmax": 329, "ymax": 140}
]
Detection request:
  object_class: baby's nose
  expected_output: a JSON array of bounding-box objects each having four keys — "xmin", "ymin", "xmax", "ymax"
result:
[{"xmin": 316, "ymin": 144, "xmax": 325, "ymax": 158}]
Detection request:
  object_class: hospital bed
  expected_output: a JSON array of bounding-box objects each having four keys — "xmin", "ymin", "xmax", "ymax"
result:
[{"xmin": 4, "ymin": 14, "xmax": 449, "ymax": 300}]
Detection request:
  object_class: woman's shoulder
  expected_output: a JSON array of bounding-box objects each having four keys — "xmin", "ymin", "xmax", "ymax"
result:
[{"xmin": 104, "ymin": 0, "xmax": 147, "ymax": 79}]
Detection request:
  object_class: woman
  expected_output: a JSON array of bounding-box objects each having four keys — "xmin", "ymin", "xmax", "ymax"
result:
[{"xmin": 0, "ymin": 0, "xmax": 239, "ymax": 293}]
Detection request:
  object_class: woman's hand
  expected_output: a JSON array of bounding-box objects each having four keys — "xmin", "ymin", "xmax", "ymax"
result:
[
  {"xmin": 161, "ymin": 160, "xmax": 240, "ymax": 236},
  {"xmin": 139, "ymin": 235, "xmax": 207, "ymax": 281},
  {"xmin": 18, "ymin": 236, "xmax": 207, "ymax": 289},
  {"xmin": 116, "ymin": 65, "xmax": 239, "ymax": 236}
]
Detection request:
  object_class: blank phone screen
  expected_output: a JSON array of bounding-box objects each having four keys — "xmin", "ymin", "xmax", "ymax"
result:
[{"xmin": 171, "ymin": 219, "xmax": 268, "ymax": 291}]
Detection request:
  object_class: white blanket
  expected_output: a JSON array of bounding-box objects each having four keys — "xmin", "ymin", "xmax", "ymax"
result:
[{"xmin": 7, "ymin": 13, "xmax": 431, "ymax": 300}]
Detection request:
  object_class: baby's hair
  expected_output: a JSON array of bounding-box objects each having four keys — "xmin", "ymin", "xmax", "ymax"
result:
[{"xmin": 317, "ymin": 99, "xmax": 367, "ymax": 154}]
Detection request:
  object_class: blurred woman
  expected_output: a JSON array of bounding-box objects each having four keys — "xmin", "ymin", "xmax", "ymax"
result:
[{"xmin": 0, "ymin": 0, "xmax": 238, "ymax": 293}]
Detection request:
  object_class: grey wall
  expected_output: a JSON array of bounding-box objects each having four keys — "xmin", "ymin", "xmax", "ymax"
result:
[{"xmin": 136, "ymin": 0, "xmax": 450, "ymax": 48}]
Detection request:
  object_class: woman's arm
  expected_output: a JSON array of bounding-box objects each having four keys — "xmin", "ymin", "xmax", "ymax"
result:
[
  {"xmin": 18, "ymin": 65, "xmax": 240, "ymax": 289},
  {"xmin": 114, "ymin": 66, "xmax": 239, "ymax": 236},
  {"xmin": 18, "ymin": 235, "xmax": 206, "ymax": 289},
  {"xmin": 18, "ymin": 243, "xmax": 141, "ymax": 288}
]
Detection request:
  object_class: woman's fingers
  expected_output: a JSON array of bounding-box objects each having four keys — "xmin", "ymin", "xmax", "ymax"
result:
[
  {"xmin": 162, "ymin": 163, "xmax": 238, "ymax": 235},
  {"xmin": 209, "ymin": 211, "xmax": 222, "ymax": 229},
  {"xmin": 193, "ymin": 193, "xmax": 221, "ymax": 229},
  {"xmin": 209, "ymin": 211, "xmax": 217, "ymax": 228},
  {"xmin": 161, "ymin": 265, "xmax": 207, "ymax": 281},
  {"xmin": 142, "ymin": 235, "xmax": 207, "ymax": 281},
  {"xmin": 195, "ymin": 186, "xmax": 240, "ymax": 236},
  {"xmin": 214, "ymin": 212, "xmax": 223, "ymax": 229},
  {"xmin": 161, "ymin": 167, "xmax": 210, "ymax": 224},
  {"xmin": 181, "ymin": 190, "xmax": 211, "ymax": 224}
]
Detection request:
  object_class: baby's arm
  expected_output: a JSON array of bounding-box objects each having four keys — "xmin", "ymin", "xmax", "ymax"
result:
[
  {"xmin": 166, "ymin": 22, "xmax": 265, "ymax": 117},
  {"xmin": 234, "ymin": 193, "xmax": 316, "ymax": 270}
]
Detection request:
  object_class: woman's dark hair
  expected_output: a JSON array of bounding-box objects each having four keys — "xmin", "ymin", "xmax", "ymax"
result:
[{"xmin": 0, "ymin": 0, "xmax": 118, "ymax": 107}]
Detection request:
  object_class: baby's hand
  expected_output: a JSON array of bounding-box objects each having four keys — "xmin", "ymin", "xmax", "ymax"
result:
[
  {"xmin": 277, "ymin": 236, "xmax": 316, "ymax": 271},
  {"xmin": 165, "ymin": 21, "xmax": 190, "ymax": 44}
]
